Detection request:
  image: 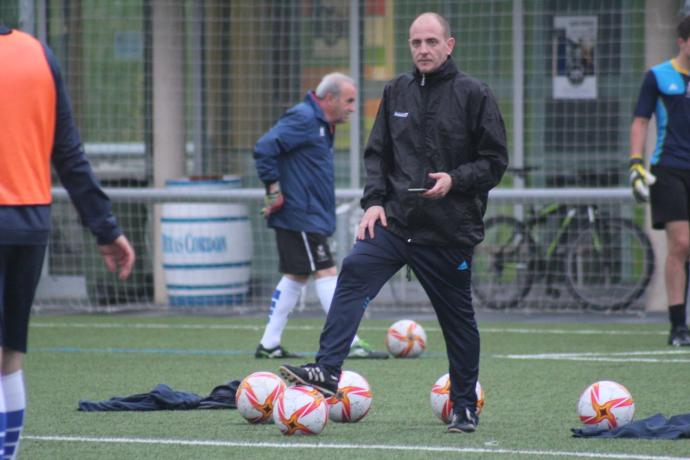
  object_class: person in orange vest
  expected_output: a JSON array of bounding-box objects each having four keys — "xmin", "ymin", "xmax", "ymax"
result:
[{"xmin": 0, "ymin": 24, "xmax": 135, "ymax": 458}]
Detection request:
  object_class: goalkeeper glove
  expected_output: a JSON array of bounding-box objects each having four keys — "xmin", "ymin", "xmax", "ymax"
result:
[
  {"xmin": 628, "ymin": 156, "xmax": 656, "ymax": 204},
  {"xmin": 261, "ymin": 182, "xmax": 284, "ymax": 218}
]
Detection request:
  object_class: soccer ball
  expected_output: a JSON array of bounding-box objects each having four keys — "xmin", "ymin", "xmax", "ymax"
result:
[
  {"xmin": 274, "ymin": 385, "xmax": 329, "ymax": 435},
  {"xmin": 385, "ymin": 319, "xmax": 427, "ymax": 358},
  {"xmin": 429, "ymin": 372, "xmax": 484, "ymax": 423},
  {"xmin": 577, "ymin": 380, "xmax": 635, "ymax": 430},
  {"xmin": 327, "ymin": 370, "xmax": 373, "ymax": 423},
  {"xmin": 236, "ymin": 371, "xmax": 285, "ymax": 424}
]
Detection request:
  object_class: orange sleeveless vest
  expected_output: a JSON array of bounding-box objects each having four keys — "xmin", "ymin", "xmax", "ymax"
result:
[{"xmin": 0, "ymin": 29, "xmax": 56, "ymax": 205}]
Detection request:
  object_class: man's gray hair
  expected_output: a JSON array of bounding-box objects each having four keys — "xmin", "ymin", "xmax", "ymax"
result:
[{"xmin": 315, "ymin": 72, "xmax": 355, "ymax": 99}]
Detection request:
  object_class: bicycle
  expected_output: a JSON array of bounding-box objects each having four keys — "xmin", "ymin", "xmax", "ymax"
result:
[{"xmin": 472, "ymin": 168, "xmax": 655, "ymax": 311}]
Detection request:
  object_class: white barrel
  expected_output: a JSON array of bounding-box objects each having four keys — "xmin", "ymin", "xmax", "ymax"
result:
[{"xmin": 161, "ymin": 177, "xmax": 251, "ymax": 306}]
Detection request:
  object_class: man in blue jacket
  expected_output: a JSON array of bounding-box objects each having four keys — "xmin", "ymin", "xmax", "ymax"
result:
[
  {"xmin": 253, "ymin": 72, "xmax": 386, "ymax": 360},
  {"xmin": 0, "ymin": 24, "xmax": 135, "ymax": 458}
]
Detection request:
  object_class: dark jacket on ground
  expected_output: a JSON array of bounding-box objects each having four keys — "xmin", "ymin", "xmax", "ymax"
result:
[
  {"xmin": 361, "ymin": 56, "xmax": 508, "ymax": 247},
  {"xmin": 77, "ymin": 381, "xmax": 239, "ymax": 411},
  {"xmin": 572, "ymin": 412, "xmax": 690, "ymax": 439}
]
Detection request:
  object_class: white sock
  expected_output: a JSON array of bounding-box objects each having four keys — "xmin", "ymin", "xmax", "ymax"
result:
[
  {"xmin": 314, "ymin": 276, "xmax": 337, "ymax": 314},
  {"xmin": 2, "ymin": 371, "xmax": 24, "ymax": 460},
  {"xmin": 314, "ymin": 275, "xmax": 360, "ymax": 347},
  {"xmin": 260, "ymin": 277, "xmax": 305, "ymax": 349}
]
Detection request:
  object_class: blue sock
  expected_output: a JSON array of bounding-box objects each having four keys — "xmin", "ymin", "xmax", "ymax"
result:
[
  {"xmin": 0, "ymin": 379, "xmax": 6, "ymax": 457},
  {"xmin": 2, "ymin": 371, "xmax": 25, "ymax": 460}
]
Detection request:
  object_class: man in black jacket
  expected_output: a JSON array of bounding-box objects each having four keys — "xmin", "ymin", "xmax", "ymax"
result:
[{"xmin": 280, "ymin": 12, "xmax": 508, "ymax": 434}]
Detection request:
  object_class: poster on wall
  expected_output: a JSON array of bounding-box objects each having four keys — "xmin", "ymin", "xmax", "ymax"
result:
[
  {"xmin": 301, "ymin": 1, "xmax": 349, "ymax": 97},
  {"xmin": 552, "ymin": 15, "xmax": 597, "ymax": 99},
  {"xmin": 309, "ymin": 0, "xmax": 349, "ymax": 59}
]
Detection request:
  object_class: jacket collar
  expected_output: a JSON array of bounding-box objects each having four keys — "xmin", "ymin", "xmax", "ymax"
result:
[
  {"xmin": 306, "ymin": 91, "xmax": 330, "ymax": 126},
  {"xmin": 412, "ymin": 56, "xmax": 458, "ymax": 86}
]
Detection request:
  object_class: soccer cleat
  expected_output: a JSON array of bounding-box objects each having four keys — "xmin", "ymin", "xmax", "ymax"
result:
[
  {"xmin": 447, "ymin": 407, "xmax": 479, "ymax": 433},
  {"xmin": 668, "ymin": 325, "xmax": 690, "ymax": 347},
  {"xmin": 348, "ymin": 338, "xmax": 389, "ymax": 359},
  {"xmin": 279, "ymin": 363, "xmax": 339, "ymax": 397},
  {"xmin": 255, "ymin": 344, "xmax": 302, "ymax": 359}
]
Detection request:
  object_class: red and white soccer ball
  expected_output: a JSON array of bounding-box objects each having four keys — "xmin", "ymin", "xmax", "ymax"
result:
[
  {"xmin": 429, "ymin": 372, "xmax": 485, "ymax": 423},
  {"xmin": 577, "ymin": 380, "xmax": 635, "ymax": 430},
  {"xmin": 386, "ymin": 319, "xmax": 427, "ymax": 358},
  {"xmin": 327, "ymin": 370, "xmax": 373, "ymax": 423},
  {"xmin": 236, "ymin": 371, "xmax": 286, "ymax": 424},
  {"xmin": 273, "ymin": 385, "xmax": 329, "ymax": 435}
]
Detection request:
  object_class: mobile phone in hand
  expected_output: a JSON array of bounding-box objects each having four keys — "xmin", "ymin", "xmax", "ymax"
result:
[{"xmin": 407, "ymin": 188, "xmax": 427, "ymax": 193}]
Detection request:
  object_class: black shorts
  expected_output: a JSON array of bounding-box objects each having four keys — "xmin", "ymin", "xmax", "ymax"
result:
[
  {"xmin": 0, "ymin": 245, "xmax": 47, "ymax": 353},
  {"xmin": 650, "ymin": 165, "xmax": 690, "ymax": 230},
  {"xmin": 274, "ymin": 228, "xmax": 335, "ymax": 275}
]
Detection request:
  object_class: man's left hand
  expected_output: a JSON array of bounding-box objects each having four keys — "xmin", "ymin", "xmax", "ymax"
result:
[{"xmin": 422, "ymin": 172, "xmax": 452, "ymax": 199}]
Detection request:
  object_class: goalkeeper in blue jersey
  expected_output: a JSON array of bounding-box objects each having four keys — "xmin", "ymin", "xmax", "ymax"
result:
[{"xmin": 629, "ymin": 15, "xmax": 690, "ymax": 346}]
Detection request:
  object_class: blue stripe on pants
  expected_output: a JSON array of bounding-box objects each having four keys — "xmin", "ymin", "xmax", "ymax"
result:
[{"xmin": 315, "ymin": 226, "xmax": 479, "ymax": 412}]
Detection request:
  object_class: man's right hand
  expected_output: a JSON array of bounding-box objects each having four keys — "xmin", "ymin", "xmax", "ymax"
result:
[
  {"xmin": 357, "ymin": 205, "xmax": 387, "ymax": 240},
  {"xmin": 628, "ymin": 156, "xmax": 656, "ymax": 203},
  {"xmin": 98, "ymin": 235, "xmax": 135, "ymax": 281},
  {"xmin": 261, "ymin": 182, "xmax": 284, "ymax": 218}
]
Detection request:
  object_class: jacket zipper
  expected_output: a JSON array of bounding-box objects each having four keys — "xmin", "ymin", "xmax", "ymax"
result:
[{"xmin": 409, "ymin": 72, "xmax": 431, "ymax": 245}]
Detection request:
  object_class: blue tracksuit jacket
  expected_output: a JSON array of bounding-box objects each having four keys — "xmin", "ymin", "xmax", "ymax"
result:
[{"xmin": 253, "ymin": 92, "xmax": 336, "ymax": 236}]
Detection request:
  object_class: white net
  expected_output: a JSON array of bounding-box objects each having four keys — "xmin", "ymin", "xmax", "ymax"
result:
[{"xmin": 1, "ymin": 0, "xmax": 681, "ymax": 314}]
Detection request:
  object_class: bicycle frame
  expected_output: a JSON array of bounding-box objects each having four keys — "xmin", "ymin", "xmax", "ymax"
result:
[{"xmin": 524, "ymin": 203, "xmax": 600, "ymax": 260}]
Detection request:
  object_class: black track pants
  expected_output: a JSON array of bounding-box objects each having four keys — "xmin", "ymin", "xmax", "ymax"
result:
[{"xmin": 315, "ymin": 225, "xmax": 480, "ymax": 411}]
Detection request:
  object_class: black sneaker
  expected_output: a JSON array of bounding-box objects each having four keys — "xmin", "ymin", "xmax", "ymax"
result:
[
  {"xmin": 668, "ymin": 325, "xmax": 690, "ymax": 347},
  {"xmin": 447, "ymin": 407, "xmax": 478, "ymax": 433},
  {"xmin": 255, "ymin": 344, "xmax": 302, "ymax": 359},
  {"xmin": 279, "ymin": 363, "xmax": 339, "ymax": 397}
]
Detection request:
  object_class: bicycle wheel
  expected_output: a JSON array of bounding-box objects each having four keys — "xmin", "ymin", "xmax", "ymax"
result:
[
  {"xmin": 473, "ymin": 216, "xmax": 535, "ymax": 309},
  {"xmin": 565, "ymin": 218, "xmax": 654, "ymax": 311}
]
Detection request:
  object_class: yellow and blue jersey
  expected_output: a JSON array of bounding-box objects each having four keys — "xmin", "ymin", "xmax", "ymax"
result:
[{"xmin": 634, "ymin": 59, "xmax": 690, "ymax": 169}]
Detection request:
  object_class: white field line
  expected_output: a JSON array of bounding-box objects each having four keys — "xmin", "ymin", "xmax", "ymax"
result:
[
  {"xmin": 495, "ymin": 349, "xmax": 690, "ymax": 364},
  {"xmin": 30, "ymin": 322, "xmax": 667, "ymax": 336},
  {"xmin": 22, "ymin": 435, "xmax": 686, "ymax": 460}
]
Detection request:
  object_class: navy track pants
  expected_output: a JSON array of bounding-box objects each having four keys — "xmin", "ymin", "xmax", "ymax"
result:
[
  {"xmin": 0, "ymin": 245, "xmax": 46, "ymax": 352},
  {"xmin": 315, "ymin": 225, "xmax": 480, "ymax": 411}
]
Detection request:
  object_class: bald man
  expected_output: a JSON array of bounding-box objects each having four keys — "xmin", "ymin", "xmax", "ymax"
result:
[{"xmin": 280, "ymin": 12, "xmax": 508, "ymax": 434}]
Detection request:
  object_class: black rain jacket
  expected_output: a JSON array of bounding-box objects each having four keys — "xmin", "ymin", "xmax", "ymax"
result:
[{"xmin": 361, "ymin": 57, "xmax": 508, "ymax": 247}]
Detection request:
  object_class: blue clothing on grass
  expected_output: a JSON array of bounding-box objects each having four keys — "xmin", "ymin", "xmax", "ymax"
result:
[
  {"xmin": 78, "ymin": 381, "xmax": 239, "ymax": 411},
  {"xmin": 634, "ymin": 59, "xmax": 690, "ymax": 170},
  {"xmin": 253, "ymin": 92, "xmax": 336, "ymax": 236},
  {"xmin": 572, "ymin": 412, "xmax": 690, "ymax": 439}
]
